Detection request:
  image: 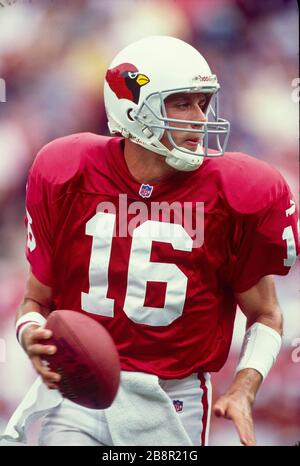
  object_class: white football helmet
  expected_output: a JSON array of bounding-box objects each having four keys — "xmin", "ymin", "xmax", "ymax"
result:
[{"xmin": 104, "ymin": 36, "xmax": 230, "ymax": 172}]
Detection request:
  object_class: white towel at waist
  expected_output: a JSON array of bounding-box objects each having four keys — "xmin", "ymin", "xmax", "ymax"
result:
[
  {"xmin": 104, "ymin": 371, "xmax": 193, "ymax": 446},
  {"xmin": 0, "ymin": 377, "xmax": 63, "ymax": 444}
]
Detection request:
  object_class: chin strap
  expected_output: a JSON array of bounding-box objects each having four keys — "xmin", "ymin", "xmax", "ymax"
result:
[
  {"xmin": 130, "ymin": 135, "xmax": 204, "ymax": 172},
  {"xmin": 165, "ymin": 148, "xmax": 204, "ymax": 171}
]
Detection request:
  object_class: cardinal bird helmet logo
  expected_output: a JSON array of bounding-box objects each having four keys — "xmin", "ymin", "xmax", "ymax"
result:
[{"xmin": 106, "ymin": 63, "xmax": 150, "ymax": 104}]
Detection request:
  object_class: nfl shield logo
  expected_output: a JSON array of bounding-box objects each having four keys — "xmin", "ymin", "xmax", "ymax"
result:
[
  {"xmin": 139, "ymin": 184, "xmax": 153, "ymax": 198},
  {"xmin": 173, "ymin": 400, "xmax": 183, "ymax": 412}
]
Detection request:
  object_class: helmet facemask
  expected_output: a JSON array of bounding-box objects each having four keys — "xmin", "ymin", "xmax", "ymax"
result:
[{"xmin": 130, "ymin": 87, "xmax": 230, "ymax": 170}]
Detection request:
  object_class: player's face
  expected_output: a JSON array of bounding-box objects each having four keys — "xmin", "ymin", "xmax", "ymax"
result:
[{"xmin": 161, "ymin": 92, "xmax": 208, "ymax": 152}]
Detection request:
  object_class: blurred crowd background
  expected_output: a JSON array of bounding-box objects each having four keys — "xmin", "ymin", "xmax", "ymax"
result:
[{"xmin": 0, "ymin": 0, "xmax": 299, "ymax": 446}]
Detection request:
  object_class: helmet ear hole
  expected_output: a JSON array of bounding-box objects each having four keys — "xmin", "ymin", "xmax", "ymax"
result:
[{"xmin": 127, "ymin": 109, "xmax": 135, "ymax": 121}]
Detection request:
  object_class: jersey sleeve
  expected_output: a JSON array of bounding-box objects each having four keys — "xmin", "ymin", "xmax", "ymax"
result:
[
  {"xmin": 23, "ymin": 132, "xmax": 104, "ymax": 286},
  {"xmin": 25, "ymin": 154, "xmax": 54, "ymax": 286},
  {"xmin": 230, "ymin": 189, "xmax": 299, "ymax": 293}
]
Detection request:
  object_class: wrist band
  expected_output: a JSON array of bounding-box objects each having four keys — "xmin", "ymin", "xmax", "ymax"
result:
[
  {"xmin": 16, "ymin": 312, "xmax": 47, "ymax": 348},
  {"xmin": 235, "ymin": 322, "xmax": 282, "ymax": 380}
]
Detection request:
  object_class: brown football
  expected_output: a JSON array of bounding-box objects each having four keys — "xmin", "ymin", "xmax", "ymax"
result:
[{"xmin": 43, "ymin": 310, "xmax": 120, "ymax": 409}]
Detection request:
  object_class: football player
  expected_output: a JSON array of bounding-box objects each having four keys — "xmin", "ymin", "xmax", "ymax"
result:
[{"xmin": 2, "ymin": 36, "xmax": 299, "ymax": 446}]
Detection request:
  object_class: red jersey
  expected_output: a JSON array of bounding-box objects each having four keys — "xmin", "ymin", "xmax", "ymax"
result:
[{"xmin": 25, "ymin": 133, "xmax": 299, "ymax": 378}]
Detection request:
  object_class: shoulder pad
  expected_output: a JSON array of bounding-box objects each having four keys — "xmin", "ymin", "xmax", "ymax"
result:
[
  {"xmin": 31, "ymin": 133, "xmax": 112, "ymax": 185},
  {"xmin": 209, "ymin": 152, "xmax": 289, "ymax": 214}
]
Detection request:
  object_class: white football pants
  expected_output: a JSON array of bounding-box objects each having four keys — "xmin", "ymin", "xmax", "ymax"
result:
[{"xmin": 39, "ymin": 372, "xmax": 211, "ymax": 446}]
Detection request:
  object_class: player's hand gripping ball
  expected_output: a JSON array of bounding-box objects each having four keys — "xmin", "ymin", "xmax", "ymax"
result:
[{"xmin": 42, "ymin": 310, "xmax": 120, "ymax": 409}]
